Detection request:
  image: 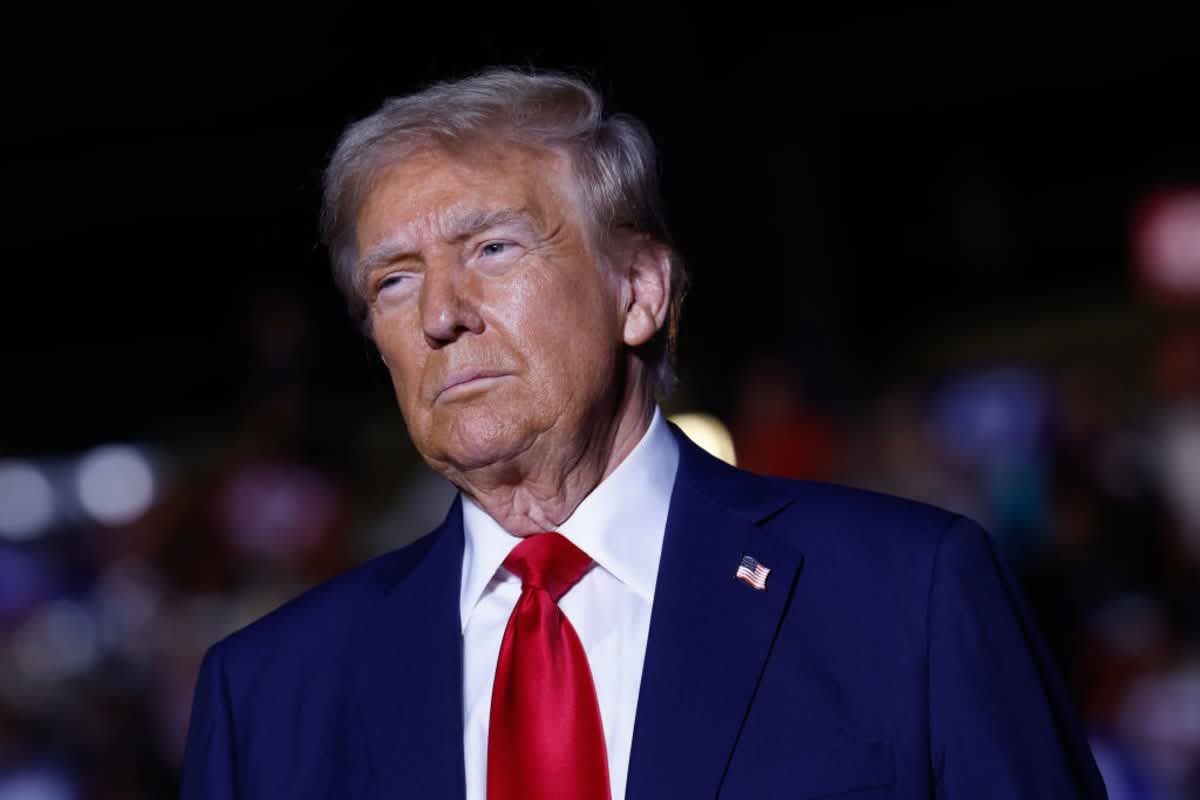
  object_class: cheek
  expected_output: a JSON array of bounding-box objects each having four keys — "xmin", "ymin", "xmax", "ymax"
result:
[{"xmin": 510, "ymin": 280, "xmax": 619, "ymax": 387}]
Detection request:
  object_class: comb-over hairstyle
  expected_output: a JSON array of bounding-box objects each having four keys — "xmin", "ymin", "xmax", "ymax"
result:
[{"xmin": 320, "ymin": 68, "xmax": 687, "ymax": 398}]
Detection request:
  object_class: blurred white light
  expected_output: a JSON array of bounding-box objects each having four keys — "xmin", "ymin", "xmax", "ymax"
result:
[
  {"xmin": 669, "ymin": 412, "xmax": 737, "ymax": 466},
  {"xmin": 75, "ymin": 445, "xmax": 155, "ymax": 526},
  {"xmin": 0, "ymin": 460, "xmax": 55, "ymax": 540},
  {"xmin": 0, "ymin": 767, "xmax": 78, "ymax": 800}
]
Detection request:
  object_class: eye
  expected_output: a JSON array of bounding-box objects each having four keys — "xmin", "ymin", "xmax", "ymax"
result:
[
  {"xmin": 470, "ymin": 238, "xmax": 525, "ymax": 276},
  {"xmin": 480, "ymin": 241, "xmax": 512, "ymax": 257},
  {"xmin": 373, "ymin": 271, "xmax": 418, "ymax": 301}
]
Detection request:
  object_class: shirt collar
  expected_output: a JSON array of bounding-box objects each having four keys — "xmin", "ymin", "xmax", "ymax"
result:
[{"xmin": 459, "ymin": 407, "xmax": 679, "ymax": 632}]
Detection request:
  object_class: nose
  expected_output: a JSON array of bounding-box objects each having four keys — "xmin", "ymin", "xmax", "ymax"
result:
[{"xmin": 419, "ymin": 259, "xmax": 484, "ymax": 348}]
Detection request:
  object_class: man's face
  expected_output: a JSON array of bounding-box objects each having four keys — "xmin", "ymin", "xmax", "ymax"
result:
[{"xmin": 354, "ymin": 143, "xmax": 627, "ymax": 474}]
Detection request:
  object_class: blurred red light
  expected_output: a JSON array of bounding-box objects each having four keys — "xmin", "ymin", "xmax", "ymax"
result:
[{"xmin": 1133, "ymin": 187, "xmax": 1200, "ymax": 303}]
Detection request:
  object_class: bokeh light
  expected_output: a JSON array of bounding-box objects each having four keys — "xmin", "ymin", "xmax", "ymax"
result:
[
  {"xmin": 0, "ymin": 460, "xmax": 55, "ymax": 541},
  {"xmin": 74, "ymin": 445, "xmax": 156, "ymax": 527},
  {"xmin": 669, "ymin": 412, "xmax": 737, "ymax": 466}
]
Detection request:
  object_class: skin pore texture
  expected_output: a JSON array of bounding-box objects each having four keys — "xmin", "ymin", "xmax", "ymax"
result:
[{"xmin": 354, "ymin": 142, "xmax": 671, "ymax": 534}]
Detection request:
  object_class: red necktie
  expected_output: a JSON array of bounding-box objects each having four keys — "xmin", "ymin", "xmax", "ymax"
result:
[{"xmin": 487, "ymin": 532, "xmax": 611, "ymax": 800}]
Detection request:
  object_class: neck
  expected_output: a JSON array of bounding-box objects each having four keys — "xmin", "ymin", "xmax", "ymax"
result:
[{"xmin": 446, "ymin": 374, "xmax": 655, "ymax": 535}]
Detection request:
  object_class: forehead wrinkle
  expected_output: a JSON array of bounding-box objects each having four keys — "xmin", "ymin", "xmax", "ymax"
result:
[
  {"xmin": 358, "ymin": 211, "xmax": 440, "ymax": 270},
  {"xmin": 446, "ymin": 207, "xmax": 539, "ymax": 241},
  {"xmin": 355, "ymin": 208, "xmax": 456, "ymax": 280},
  {"xmin": 361, "ymin": 204, "xmax": 542, "ymax": 270}
]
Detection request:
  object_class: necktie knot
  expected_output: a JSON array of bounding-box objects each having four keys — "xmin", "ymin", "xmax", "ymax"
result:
[{"xmin": 503, "ymin": 531, "xmax": 593, "ymax": 603}]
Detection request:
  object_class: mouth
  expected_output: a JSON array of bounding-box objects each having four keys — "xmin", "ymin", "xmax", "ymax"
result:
[{"xmin": 435, "ymin": 370, "xmax": 508, "ymax": 402}]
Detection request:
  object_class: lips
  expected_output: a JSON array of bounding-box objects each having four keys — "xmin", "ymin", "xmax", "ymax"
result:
[{"xmin": 435, "ymin": 369, "xmax": 508, "ymax": 401}]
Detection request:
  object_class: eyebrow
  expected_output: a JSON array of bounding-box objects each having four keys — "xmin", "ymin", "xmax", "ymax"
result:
[{"xmin": 356, "ymin": 207, "xmax": 538, "ymax": 276}]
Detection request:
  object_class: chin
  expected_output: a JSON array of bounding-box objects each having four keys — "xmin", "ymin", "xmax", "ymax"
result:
[{"xmin": 424, "ymin": 412, "xmax": 540, "ymax": 473}]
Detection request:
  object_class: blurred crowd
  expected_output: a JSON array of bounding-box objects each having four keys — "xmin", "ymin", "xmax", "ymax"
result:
[
  {"xmin": 731, "ymin": 323, "xmax": 1200, "ymax": 800},
  {"xmin": 2, "ymin": 295, "xmax": 1198, "ymax": 798}
]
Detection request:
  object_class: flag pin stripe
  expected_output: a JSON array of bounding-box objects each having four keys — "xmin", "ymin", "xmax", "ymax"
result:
[{"xmin": 735, "ymin": 554, "xmax": 770, "ymax": 590}]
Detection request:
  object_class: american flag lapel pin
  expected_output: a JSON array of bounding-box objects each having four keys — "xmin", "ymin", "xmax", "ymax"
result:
[{"xmin": 735, "ymin": 554, "xmax": 771, "ymax": 591}]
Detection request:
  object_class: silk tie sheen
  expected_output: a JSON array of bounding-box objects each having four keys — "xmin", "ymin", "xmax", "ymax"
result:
[{"xmin": 487, "ymin": 532, "xmax": 611, "ymax": 800}]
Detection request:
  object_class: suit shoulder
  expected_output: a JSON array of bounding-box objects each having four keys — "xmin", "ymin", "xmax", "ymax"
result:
[
  {"xmin": 748, "ymin": 471, "xmax": 975, "ymax": 559},
  {"xmin": 212, "ymin": 531, "xmax": 440, "ymax": 666},
  {"xmin": 676, "ymin": 432, "xmax": 974, "ymax": 560},
  {"xmin": 744, "ymin": 474, "xmax": 992, "ymax": 628},
  {"xmin": 784, "ymin": 477, "xmax": 962, "ymax": 530},
  {"xmin": 676, "ymin": 431, "xmax": 967, "ymax": 549}
]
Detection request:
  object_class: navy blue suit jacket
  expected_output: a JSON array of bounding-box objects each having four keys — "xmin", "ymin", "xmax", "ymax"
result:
[{"xmin": 181, "ymin": 427, "xmax": 1107, "ymax": 798}]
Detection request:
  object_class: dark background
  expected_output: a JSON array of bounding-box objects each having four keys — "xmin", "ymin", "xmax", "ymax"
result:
[
  {"xmin": 2, "ymin": 9, "xmax": 1199, "ymax": 798},
  {"xmin": 5, "ymin": 10, "xmax": 1196, "ymax": 452}
]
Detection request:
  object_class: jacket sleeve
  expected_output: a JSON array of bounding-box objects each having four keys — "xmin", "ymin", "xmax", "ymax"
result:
[
  {"xmin": 180, "ymin": 642, "xmax": 239, "ymax": 800},
  {"xmin": 928, "ymin": 516, "xmax": 1108, "ymax": 799}
]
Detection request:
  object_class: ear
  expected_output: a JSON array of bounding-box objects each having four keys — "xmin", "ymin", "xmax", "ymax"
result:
[{"xmin": 620, "ymin": 238, "xmax": 672, "ymax": 348}]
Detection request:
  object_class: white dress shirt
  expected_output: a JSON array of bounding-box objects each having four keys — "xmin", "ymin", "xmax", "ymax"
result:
[{"xmin": 460, "ymin": 408, "xmax": 680, "ymax": 800}]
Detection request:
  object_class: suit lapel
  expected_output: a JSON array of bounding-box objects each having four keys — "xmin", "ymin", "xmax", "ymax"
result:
[
  {"xmin": 348, "ymin": 498, "xmax": 467, "ymax": 800},
  {"xmin": 626, "ymin": 431, "xmax": 803, "ymax": 799}
]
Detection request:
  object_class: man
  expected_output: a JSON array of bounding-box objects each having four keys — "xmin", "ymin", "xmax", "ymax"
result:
[{"xmin": 181, "ymin": 69, "xmax": 1107, "ymax": 798}]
